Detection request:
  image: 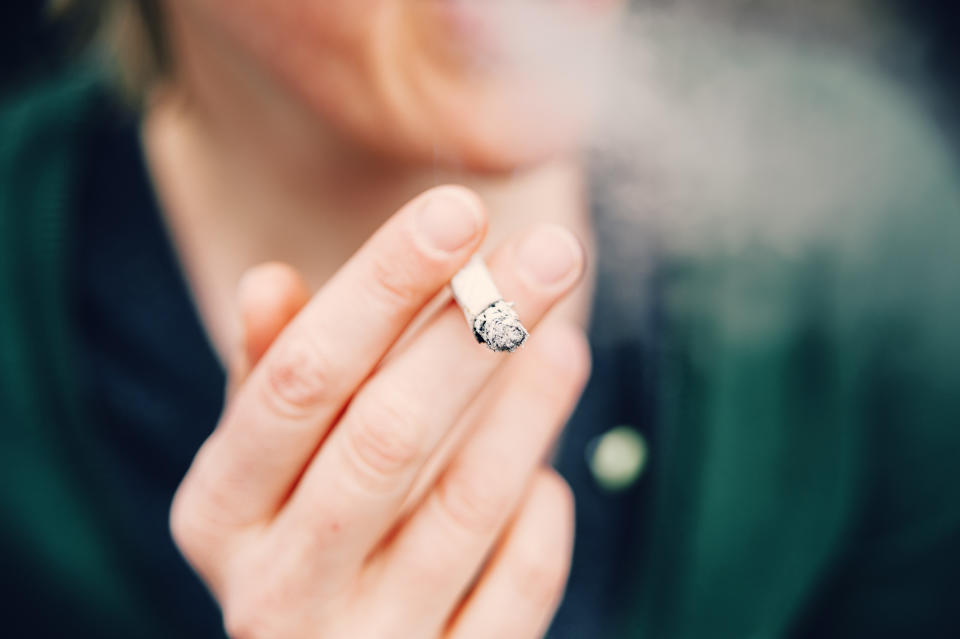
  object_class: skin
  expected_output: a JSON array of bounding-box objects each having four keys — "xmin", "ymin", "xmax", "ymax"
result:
[{"xmin": 152, "ymin": 1, "xmax": 615, "ymax": 636}]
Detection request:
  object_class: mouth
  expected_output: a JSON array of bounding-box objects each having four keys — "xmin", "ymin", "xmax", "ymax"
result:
[
  {"xmin": 420, "ymin": 0, "xmax": 620, "ymax": 58},
  {"xmin": 413, "ymin": 0, "xmax": 622, "ymax": 69},
  {"xmin": 417, "ymin": 1, "xmax": 506, "ymax": 64}
]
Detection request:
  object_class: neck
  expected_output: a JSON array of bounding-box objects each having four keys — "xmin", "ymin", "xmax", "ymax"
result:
[{"xmin": 143, "ymin": 87, "xmax": 439, "ymax": 287}]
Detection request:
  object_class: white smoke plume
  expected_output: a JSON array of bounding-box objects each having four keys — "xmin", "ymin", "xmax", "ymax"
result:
[{"xmin": 448, "ymin": 1, "xmax": 954, "ymax": 342}]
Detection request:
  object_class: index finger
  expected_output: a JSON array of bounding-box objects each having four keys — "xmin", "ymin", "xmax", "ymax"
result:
[{"xmin": 172, "ymin": 186, "xmax": 487, "ymax": 544}]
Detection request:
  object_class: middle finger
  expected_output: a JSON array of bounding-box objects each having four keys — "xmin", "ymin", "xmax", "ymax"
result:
[{"xmin": 270, "ymin": 224, "xmax": 584, "ymax": 572}]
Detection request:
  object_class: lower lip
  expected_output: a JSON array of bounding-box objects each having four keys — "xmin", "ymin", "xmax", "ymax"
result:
[
  {"xmin": 426, "ymin": 1, "xmax": 494, "ymax": 46},
  {"xmin": 425, "ymin": 0, "xmax": 617, "ymax": 57}
]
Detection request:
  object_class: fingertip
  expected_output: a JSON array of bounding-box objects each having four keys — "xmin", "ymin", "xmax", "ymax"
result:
[
  {"xmin": 513, "ymin": 224, "xmax": 585, "ymax": 292},
  {"xmin": 423, "ymin": 185, "xmax": 488, "ymax": 229},
  {"xmin": 237, "ymin": 262, "xmax": 311, "ymax": 366},
  {"xmin": 409, "ymin": 185, "xmax": 488, "ymax": 256},
  {"xmin": 237, "ymin": 262, "xmax": 309, "ymax": 309}
]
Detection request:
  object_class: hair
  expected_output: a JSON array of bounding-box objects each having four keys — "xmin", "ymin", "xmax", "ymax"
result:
[
  {"xmin": 49, "ymin": 0, "xmax": 168, "ymax": 98},
  {"xmin": 53, "ymin": 0, "xmax": 885, "ymax": 100}
]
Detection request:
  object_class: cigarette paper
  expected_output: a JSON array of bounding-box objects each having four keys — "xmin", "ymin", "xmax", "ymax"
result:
[{"xmin": 450, "ymin": 256, "xmax": 529, "ymax": 353}]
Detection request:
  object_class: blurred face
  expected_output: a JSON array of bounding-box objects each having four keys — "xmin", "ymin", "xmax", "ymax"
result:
[{"xmin": 168, "ymin": 0, "xmax": 618, "ymax": 172}]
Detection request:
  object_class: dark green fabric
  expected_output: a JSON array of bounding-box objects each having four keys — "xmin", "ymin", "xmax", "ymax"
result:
[
  {"xmin": 2, "ymin": 51, "xmax": 959, "ymax": 639},
  {"xmin": 621, "ymin": 40, "xmax": 960, "ymax": 638},
  {"xmin": 0, "ymin": 69, "xmax": 169, "ymax": 638}
]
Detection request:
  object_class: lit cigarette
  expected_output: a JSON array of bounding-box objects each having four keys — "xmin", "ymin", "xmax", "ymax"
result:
[{"xmin": 451, "ymin": 256, "xmax": 529, "ymax": 353}]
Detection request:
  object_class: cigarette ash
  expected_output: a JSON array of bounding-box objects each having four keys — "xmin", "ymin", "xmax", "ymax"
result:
[{"xmin": 473, "ymin": 300, "xmax": 529, "ymax": 353}]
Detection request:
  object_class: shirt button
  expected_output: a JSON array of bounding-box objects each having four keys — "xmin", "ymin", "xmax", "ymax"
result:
[{"xmin": 587, "ymin": 426, "xmax": 648, "ymax": 492}]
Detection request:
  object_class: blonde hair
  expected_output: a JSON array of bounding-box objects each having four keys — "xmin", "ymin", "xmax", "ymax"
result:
[{"xmin": 50, "ymin": 0, "xmax": 168, "ymax": 98}]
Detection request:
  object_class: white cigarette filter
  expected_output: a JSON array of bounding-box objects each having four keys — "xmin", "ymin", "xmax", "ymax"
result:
[{"xmin": 450, "ymin": 256, "xmax": 529, "ymax": 353}]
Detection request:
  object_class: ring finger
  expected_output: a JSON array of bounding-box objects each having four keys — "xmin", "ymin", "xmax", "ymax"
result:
[
  {"xmin": 446, "ymin": 470, "xmax": 575, "ymax": 639},
  {"xmin": 363, "ymin": 322, "xmax": 588, "ymax": 636},
  {"xmin": 269, "ymin": 225, "xmax": 585, "ymax": 578}
]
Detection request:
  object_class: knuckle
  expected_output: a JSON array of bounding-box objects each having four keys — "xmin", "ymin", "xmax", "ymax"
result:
[
  {"xmin": 531, "ymin": 336, "xmax": 591, "ymax": 401},
  {"xmin": 512, "ymin": 549, "xmax": 568, "ymax": 610},
  {"xmin": 220, "ymin": 574, "xmax": 293, "ymax": 639},
  {"xmin": 342, "ymin": 395, "xmax": 424, "ymax": 491},
  {"xmin": 222, "ymin": 598, "xmax": 268, "ymax": 639},
  {"xmin": 511, "ymin": 472, "xmax": 574, "ymax": 608},
  {"xmin": 530, "ymin": 369, "xmax": 590, "ymax": 423},
  {"xmin": 262, "ymin": 337, "xmax": 332, "ymax": 416},
  {"xmin": 565, "ymin": 340, "xmax": 592, "ymax": 387},
  {"xmin": 536, "ymin": 472, "xmax": 576, "ymax": 539},
  {"xmin": 435, "ymin": 467, "xmax": 512, "ymax": 536},
  {"xmin": 169, "ymin": 481, "xmax": 226, "ymax": 576},
  {"xmin": 549, "ymin": 474, "xmax": 576, "ymax": 519},
  {"xmin": 528, "ymin": 374, "xmax": 579, "ymax": 412},
  {"xmin": 169, "ymin": 488, "xmax": 202, "ymax": 559},
  {"xmin": 168, "ymin": 442, "xmax": 246, "ymax": 578},
  {"xmin": 364, "ymin": 251, "xmax": 423, "ymax": 313},
  {"xmin": 221, "ymin": 607, "xmax": 251, "ymax": 639},
  {"xmin": 532, "ymin": 321, "xmax": 590, "ymax": 373}
]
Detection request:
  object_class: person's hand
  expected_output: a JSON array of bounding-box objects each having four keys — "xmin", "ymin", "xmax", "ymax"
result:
[{"xmin": 170, "ymin": 185, "xmax": 590, "ymax": 638}]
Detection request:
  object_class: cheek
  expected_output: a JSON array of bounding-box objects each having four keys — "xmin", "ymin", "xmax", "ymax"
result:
[
  {"xmin": 177, "ymin": 0, "xmax": 582, "ymax": 169},
  {"xmin": 183, "ymin": 0, "xmax": 400, "ymax": 120}
]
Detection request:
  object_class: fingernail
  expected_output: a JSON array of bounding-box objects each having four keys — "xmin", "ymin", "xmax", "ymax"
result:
[
  {"xmin": 515, "ymin": 225, "xmax": 583, "ymax": 288},
  {"xmin": 415, "ymin": 188, "xmax": 483, "ymax": 253}
]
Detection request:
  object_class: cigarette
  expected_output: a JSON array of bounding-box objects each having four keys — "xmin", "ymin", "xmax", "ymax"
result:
[{"xmin": 450, "ymin": 256, "xmax": 529, "ymax": 353}]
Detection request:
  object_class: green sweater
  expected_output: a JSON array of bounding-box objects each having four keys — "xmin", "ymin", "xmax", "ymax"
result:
[{"xmin": 2, "ymin": 48, "xmax": 959, "ymax": 638}]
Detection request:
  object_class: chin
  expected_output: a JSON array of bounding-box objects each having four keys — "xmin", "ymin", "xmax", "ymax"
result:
[
  {"xmin": 439, "ymin": 117, "xmax": 580, "ymax": 174},
  {"xmin": 264, "ymin": 2, "xmax": 587, "ymax": 174},
  {"xmin": 374, "ymin": 73, "xmax": 582, "ymax": 174},
  {"xmin": 296, "ymin": 72, "xmax": 581, "ymax": 175},
  {"xmin": 385, "ymin": 109, "xmax": 579, "ymax": 175}
]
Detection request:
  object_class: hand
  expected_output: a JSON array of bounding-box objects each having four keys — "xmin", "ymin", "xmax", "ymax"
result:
[{"xmin": 170, "ymin": 186, "xmax": 590, "ymax": 638}]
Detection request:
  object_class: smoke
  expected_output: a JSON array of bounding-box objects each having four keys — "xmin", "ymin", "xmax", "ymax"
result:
[{"xmin": 453, "ymin": 0, "xmax": 952, "ymax": 342}]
